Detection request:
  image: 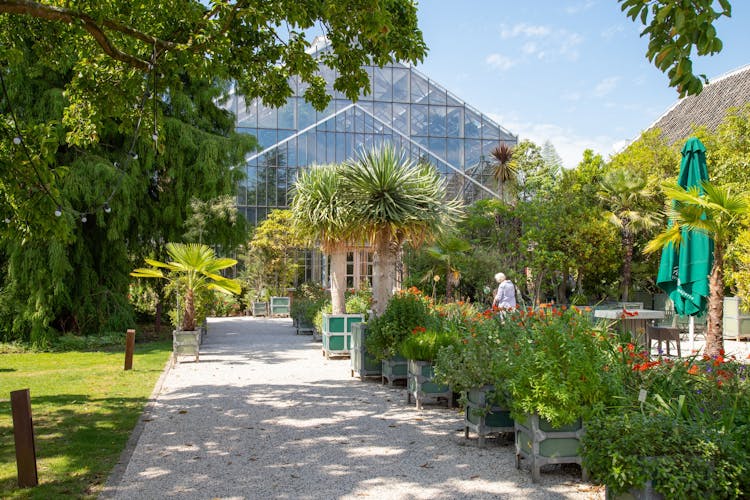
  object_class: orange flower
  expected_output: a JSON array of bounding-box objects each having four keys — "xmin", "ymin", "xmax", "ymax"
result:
[{"xmin": 687, "ymin": 364, "xmax": 699, "ymax": 375}]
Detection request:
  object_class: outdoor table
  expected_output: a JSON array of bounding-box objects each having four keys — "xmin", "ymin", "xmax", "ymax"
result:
[{"xmin": 593, "ymin": 309, "xmax": 666, "ymax": 345}]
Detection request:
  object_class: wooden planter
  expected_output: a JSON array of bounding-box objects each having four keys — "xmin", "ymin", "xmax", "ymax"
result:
[
  {"xmin": 252, "ymin": 301, "xmax": 268, "ymax": 317},
  {"xmin": 723, "ymin": 297, "xmax": 750, "ymax": 340},
  {"xmin": 406, "ymin": 359, "xmax": 452, "ymax": 409},
  {"xmin": 172, "ymin": 330, "xmax": 200, "ymax": 364},
  {"xmin": 515, "ymin": 413, "xmax": 586, "ymax": 483},
  {"xmin": 350, "ymin": 323, "xmax": 381, "ymax": 379},
  {"xmin": 381, "ymin": 356, "xmax": 408, "ymax": 386},
  {"xmin": 321, "ymin": 313, "xmax": 364, "ymax": 359},
  {"xmin": 464, "ymin": 385, "xmax": 514, "ymax": 446},
  {"xmin": 270, "ymin": 296, "xmax": 291, "ymax": 317},
  {"xmin": 295, "ymin": 315, "xmax": 314, "ymax": 335}
]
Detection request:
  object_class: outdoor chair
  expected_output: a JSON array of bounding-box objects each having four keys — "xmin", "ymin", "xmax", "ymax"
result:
[{"xmin": 646, "ymin": 324, "xmax": 682, "ymax": 358}]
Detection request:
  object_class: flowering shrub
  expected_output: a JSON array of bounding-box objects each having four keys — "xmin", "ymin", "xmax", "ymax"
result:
[
  {"xmin": 503, "ymin": 306, "xmax": 625, "ymax": 427},
  {"xmin": 366, "ymin": 287, "xmax": 438, "ymax": 360}
]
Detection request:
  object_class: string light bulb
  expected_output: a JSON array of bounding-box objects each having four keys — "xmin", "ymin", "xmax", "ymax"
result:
[
  {"xmin": 104, "ymin": 203, "xmax": 112, "ymax": 213},
  {"xmin": 81, "ymin": 215, "xmax": 87, "ymax": 223},
  {"xmin": 54, "ymin": 207, "xmax": 62, "ymax": 217},
  {"xmin": 13, "ymin": 137, "xmax": 21, "ymax": 145}
]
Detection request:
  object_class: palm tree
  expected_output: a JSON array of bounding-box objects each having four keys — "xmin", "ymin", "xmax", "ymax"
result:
[
  {"xmin": 645, "ymin": 181, "xmax": 750, "ymax": 357},
  {"xmin": 343, "ymin": 145, "xmax": 463, "ymax": 316},
  {"xmin": 491, "ymin": 142, "xmax": 516, "ymax": 203},
  {"xmin": 131, "ymin": 243, "xmax": 241, "ymax": 331},
  {"xmin": 424, "ymin": 235, "xmax": 472, "ymax": 301},
  {"xmin": 290, "ymin": 164, "xmax": 353, "ymax": 314},
  {"xmin": 598, "ymin": 168, "xmax": 659, "ymax": 301}
]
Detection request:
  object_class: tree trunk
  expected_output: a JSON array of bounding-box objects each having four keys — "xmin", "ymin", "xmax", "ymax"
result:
[
  {"xmin": 183, "ymin": 288, "xmax": 196, "ymax": 331},
  {"xmin": 329, "ymin": 246, "xmax": 347, "ymax": 315},
  {"xmin": 704, "ymin": 246, "xmax": 724, "ymax": 358},
  {"xmin": 372, "ymin": 230, "xmax": 395, "ymax": 316},
  {"xmin": 621, "ymin": 229, "xmax": 633, "ymax": 301}
]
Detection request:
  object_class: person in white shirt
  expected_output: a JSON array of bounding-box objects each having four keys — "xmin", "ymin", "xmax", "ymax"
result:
[{"xmin": 492, "ymin": 272, "xmax": 517, "ymax": 309}]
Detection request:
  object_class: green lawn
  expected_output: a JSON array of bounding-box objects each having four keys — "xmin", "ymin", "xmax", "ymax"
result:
[{"xmin": 0, "ymin": 340, "xmax": 171, "ymax": 499}]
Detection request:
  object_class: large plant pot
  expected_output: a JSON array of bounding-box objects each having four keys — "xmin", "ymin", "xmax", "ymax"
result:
[
  {"xmin": 321, "ymin": 313, "xmax": 364, "ymax": 359},
  {"xmin": 252, "ymin": 301, "xmax": 268, "ymax": 317},
  {"xmin": 723, "ymin": 297, "xmax": 750, "ymax": 340},
  {"xmin": 173, "ymin": 330, "xmax": 200, "ymax": 364},
  {"xmin": 406, "ymin": 359, "xmax": 452, "ymax": 409},
  {"xmin": 381, "ymin": 356, "xmax": 408, "ymax": 386},
  {"xmin": 350, "ymin": 323, "xmax": 381, "ymax": 379},
  {"xmin": 295, "ymin": 314, "xmax": 314, "ymax": 335},
  {"xmin": 606, "ymin": 481, "xmax": 664, "ymax": 500},
  {"xmin": 515, "ymin": 412, "xmax": 585, "ymax": 483},
  {"xmin": 270, "ymin": 296, "xmax": 291, "ymax": 317},
  {"xmin": 464, "ymin": 385, "xmax": 514, "ymax": 446}
]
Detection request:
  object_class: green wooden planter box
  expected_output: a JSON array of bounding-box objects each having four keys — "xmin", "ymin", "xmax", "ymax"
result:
[
  {"xmin": 321, "ymin": 313, "xmax": 364, "ymax": 359},
  {"xmin": 173, "ymin": 330, "xmax": 200, "ymax": 364},
  {"xmin": 515, "ymin": 413, "xmax": 586, "ymax": 483},
  {"xmin": 252, "ymin": 301, "xmax": 268, "ymax": 317},
  {"xmin": 295, "ymin": 314, "xmax": 314, "ymax": 335},
  {"xmin": 464, "ymin": 385, "xmax": 514, "ymax": 446},
  {"xmin": 381, "ymin": 356, "xmax": 408, "ymax": 386},
  {"xmin": 406, "ymin": 359, "xmax": 452, "ymax": 409},
  {"xmin": 723, "ymin": 297, "xmax": 750, "ymax": 340},
  {"xmin": 350, "ymin": 323, "xmax": 381, "ymax": 379},
  {"xmin": 270, "ymin": 296, "xmax": 291, "ymax": 317}
]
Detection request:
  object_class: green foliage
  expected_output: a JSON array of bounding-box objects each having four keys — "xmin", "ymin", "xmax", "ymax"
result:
[
  {"xmin": 619, "ymin": 0, "xmax": 732, "ymax": 96},
  {"xmin": 365, "ymin": 287, "xmax": 437, "ymax": 360},
  {"xmin": 183, "ymin": 195, "xmax": 248, "ymax": 250},
  {"xmin": 399, "ymin": 328, "xmax": 459, "ymax": 362},
  {"xmin": 291, "ymin": 282, "xmax": 329, "ymax": 326},
  {"xmin": 503, "ymin": 307, "xmax": 625, "ymax": 427},
  {"xmin": 582, "ymin": 353, "xmax": 750, "ymax": 497}
]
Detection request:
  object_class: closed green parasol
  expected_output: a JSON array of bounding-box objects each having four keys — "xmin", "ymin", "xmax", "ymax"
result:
[{"xmin": 656, "ymin": 137, "xmax": 713, "ymax": 319}]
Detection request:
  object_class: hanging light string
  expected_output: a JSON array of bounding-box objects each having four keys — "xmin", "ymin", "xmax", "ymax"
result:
[{"xmin": 1, "ymin": 47, "xmax": 161, "ymax": 224}]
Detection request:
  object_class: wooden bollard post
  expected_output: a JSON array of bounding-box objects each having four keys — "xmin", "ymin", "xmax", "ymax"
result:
[
  {"xmin": 124, "ymin": 329, "xmax": 136, "ymax": 370},
  {"xmin": 11, "ymin": 389, "xmax": 38, "ymax": 488}
]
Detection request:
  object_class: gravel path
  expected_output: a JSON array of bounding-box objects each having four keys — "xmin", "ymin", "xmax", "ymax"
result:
[{"xmin": 101, "ymin": 317, "xmax": 603, "ymax": 499}]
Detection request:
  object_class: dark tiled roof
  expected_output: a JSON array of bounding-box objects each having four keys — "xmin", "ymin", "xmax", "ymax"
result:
[{"xmin": 647, "ymin": 64, "xmax": 750, "ymax": 145}]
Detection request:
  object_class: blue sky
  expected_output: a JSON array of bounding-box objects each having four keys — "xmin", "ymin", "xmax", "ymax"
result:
[{"xmin": 415, "ymin": 1, "xmax": 748, "ymax": 168}]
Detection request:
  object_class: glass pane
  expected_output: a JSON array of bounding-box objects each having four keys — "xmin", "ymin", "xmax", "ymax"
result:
[
  {"xmin": 373, "ymin": 66, "xmax": 392, "ymax": 100},
  {"xmin": 446, "ymin": 91, "xmax": 462, "ymax": 107},
  {"xmin": 482, "ymin": 117, "xmax": 500, "ymax": 140},
  {"xmin": 393, "ymin": 103, "xmax": 408, "ymax": 133},
  {"xmin": 257, "ymin": 129, "xmax": 276, "ymax": 149},
  {"xmin": 429, "ymin": 137, "xmax": 446, "ymax": 160},
  {"xmin": 359, "ymin": 66, "xmax": 374, "ymax": 100},
  {"xmin": 374, "ymin": 102, "xmax": 392, "ymax": 128},
  {"xmin": 465, "ymin": 111, "xmax": 481, "ymax": 138},
  {"xmin": 411, "ymin": 72, "xmax": 428, "ymax": 103},
  {"xmin": 287, "ymin": 138, "xmax": 297, "ymax": 167},
  {"xmin": 335, "ymin": 132, "xmax": 346, "ymax": 162},
  {"xmin": 447, "ymin": 138, "xmax": 462, "ymax": 166},
  {"xmin": 277, "ymin": 100, "xmax": 295, "ymax": 129},
  {"xmin": 428, "ymin": 106, "xmax": 446, "ymax": 136},
  {"xmin": 446, "ymin": 107, "xmax": 462, "ymax": 137},
  {"xmin": 392, "ymin": 67, "xmax": 409, "ymax": 102},
  {"xmin": 428, "ymin": 81, "xmax": 446, "ymax": 105},
  {"xmin": 309, "ymin": 133, "xmax": 320, "ymax": 164},
  {"xmin": 298, "ymin": 99, "xmax": 316, "ymax": 129},
  {"xmin": 257, "ymin": 103, "xmax": 277, "ymax": 129},
  {"xmin": 237, "ymin": 96, "xmax": 257, "ymax": 127},
  {"xmin": 465, "ymin": 139, "xmax": 482, "ymax": 167},
  {"xmin": 411, "ymin": 104, "xmax": 428, "ymax": 136}
]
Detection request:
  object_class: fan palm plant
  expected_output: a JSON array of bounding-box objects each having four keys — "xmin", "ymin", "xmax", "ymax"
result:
[
  {"xmin": 645, "ymin": 181, "xmax": 750, "ymax": 357},
  {"xmin": 131, "ymin": 243, "xmax": 241, "ymax": 331},
  {"xmin": 344, "ymin": 145, "xmax": 463, "ymax": 315},
  {"xmin": 598, "ymin": 168, "xmax": 659, "ymax": 301},
  {"xmin": 491, "ymin": 142, "xmax": 516, "ymax": 203},
  {"xmin": 290, "ymin": 164, "xmax": 354, "ymax": 314}
]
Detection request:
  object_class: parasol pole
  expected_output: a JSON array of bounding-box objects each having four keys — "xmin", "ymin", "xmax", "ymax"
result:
[{"xmin": 689, "ymin": 315, "xmax": 695, "ymax": 353}]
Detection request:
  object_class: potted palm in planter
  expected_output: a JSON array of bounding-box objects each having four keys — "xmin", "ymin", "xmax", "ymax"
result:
[
  {"xmin": 504, "ymin": 307, "xmax": 624, "ymax": 482},
  {"xmin": 131, "ymin": 243, "xmax": 241, "ymax": 363}
]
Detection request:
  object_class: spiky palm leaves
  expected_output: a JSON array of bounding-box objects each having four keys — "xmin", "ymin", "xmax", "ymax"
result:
[
  {"xmin": 646, "ymin": 181, "xmax": 750, "ymax": 356},
  {"xmin": 131, "ymin": 243, "xmax": 241, "ymax": 331},
  {"xmin": 491, "ymin": 142, "xmax": 516, "ymax": 202}
]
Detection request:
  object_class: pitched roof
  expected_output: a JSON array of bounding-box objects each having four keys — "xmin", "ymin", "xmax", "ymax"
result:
[{"xmin": 647, "ymin": 64, "xmax": 750, "ymax": 145}]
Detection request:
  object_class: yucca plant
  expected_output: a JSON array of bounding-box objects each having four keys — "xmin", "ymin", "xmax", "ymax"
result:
[{"xmin": 131, "ymin": 243, "xmax": 241, "ymax": 331}]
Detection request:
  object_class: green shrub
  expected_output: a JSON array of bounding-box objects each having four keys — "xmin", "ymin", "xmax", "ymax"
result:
[
  {"xmin": 366, "ymin": 287, "xmax": 437, "ymax": 360},
  {"xmin": 399, "ymin": 328, "xmax": 459, "ymax": 362}
]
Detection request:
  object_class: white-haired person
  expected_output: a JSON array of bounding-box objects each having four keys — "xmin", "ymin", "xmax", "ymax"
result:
[{"xmin": 492, "ymin": 272, "xmax": 517, "ymax": 310}]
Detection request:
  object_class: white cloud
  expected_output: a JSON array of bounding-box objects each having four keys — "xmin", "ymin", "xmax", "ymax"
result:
[
  {"xmin": 498, "ymin": 23, "xmax": 582, "ymax": 62},
  {"xmin": 487, "ymin": 112, "xmax": 626, "ymax": 169},
  {"xmin": 565, "ymin": 0, "xmax": 597, "ymax": 14},
  {"xmin": 594, "ymin": 76, "xmax": 620, "ymax": 97},
  {"xmin": 501, "ymin": 23, "xmax": 551, "ymax": 39},
  {"xmin": 485, "ymin": 53, "xmax": 516, "ymax": 71},
  {"xmin": 601, "ymin": 24, "xmax": 625, "ymax": 40}
]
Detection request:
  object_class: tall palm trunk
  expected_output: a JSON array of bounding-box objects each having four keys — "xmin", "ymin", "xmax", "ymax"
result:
[
  {"xmin": 372, "ymin": 229, "xmax": 395, "ymax": 316},
  {"xmin": 329, "ymin": 247, "xmax": 347, "ymax": 314},
  {"xmin": 705, "ymin": 245, "xmax": 724, "ymax": 357},
  {"xmin": 621, "ymin": 229, "xmax": 634, "ymax": 301},
  {"xmin": 183, "ymin": 288, "xmax": 196, "ymax": 331}
]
